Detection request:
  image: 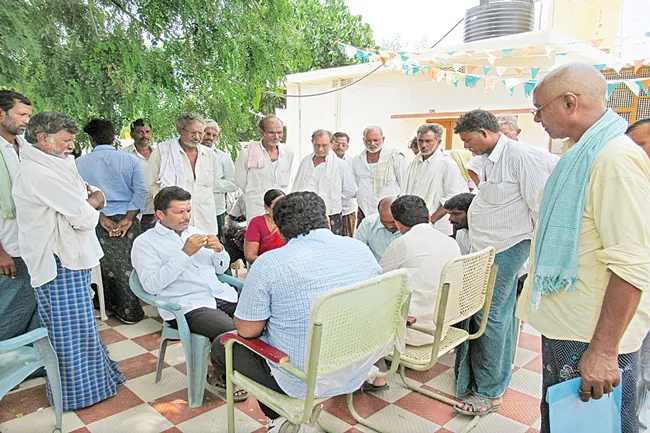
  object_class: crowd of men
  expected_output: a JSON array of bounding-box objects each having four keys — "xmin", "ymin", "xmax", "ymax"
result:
[{"xmin": 1, "ymin": 60, "xmax": 650, "ymax": 433}]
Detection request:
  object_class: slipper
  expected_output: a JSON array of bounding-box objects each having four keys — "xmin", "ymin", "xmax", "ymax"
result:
[
  {"xmin": 208, "ymin": 375, "xmax": 249, "ymax": 402},
  {"xmin": 362, "ymin": 381, "xmax": 389, "ymax": 393},
  {"xmin": 454, "ymin": 394, "xmax": 501, "ymax": 416}
]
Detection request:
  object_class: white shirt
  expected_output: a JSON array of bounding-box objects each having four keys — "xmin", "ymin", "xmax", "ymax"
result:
[
  {"xmin": 212, "ymin": 148, "xmax": 237, "ymax": 216},
  {"xmin": 234, "ymin": 143, "xmax": 294, "ymax": 219},
  {"xmin": 403, "ymin": 149, "xmax": 469, "ymax": 235},
  {"xmin": 339, "ymin": 153, "xmax": 357, "ymax": 215},
  {"xmin": 455, "ymin": 228, "xmax": 471, "ymax": 255},
  {"xmin": 294, "ymin": 155, "xmax": 356, "ymax": 215},
  {"xmin": 0, "ymin": 135, "xmax": 23, "ymax": 257},
  {"xmin": 351, "ymin": 149, "xmax": 406, "ymax": 216},
  {"xmin": 380, "ymin": 223, "xmax": 461, "ymax": 346},
  {"xmin": 131, "ymin": 223, "xmax": 237, "ymax": 321},
  {"xmin": 121, "ymin": 144, "xmax": 155, "ymax": 214},
  {"xmin": 468, "ymin": 135, "xmax": 549, "ymax": 253}
]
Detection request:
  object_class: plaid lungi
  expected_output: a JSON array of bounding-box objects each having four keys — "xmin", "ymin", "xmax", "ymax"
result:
[{"xmin": 35, "ymin": 257, "xmax": 125, "ymax": 410}]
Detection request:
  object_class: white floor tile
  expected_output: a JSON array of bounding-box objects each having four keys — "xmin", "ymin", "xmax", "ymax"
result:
[
  {"xmin": 150, "ymin": 341, "xmax": 187, "ymax": 366},
  {"xmin": 513, "ymin": 347, "xmax": 539, "ymax": 368},
  {"xmin": 142, "ymin": 304, "xmax": 160, "ymax": 318},
  {"xmin": 176, "ymin": 404, "xmax": 263, "ymax": 433},
  {"xmin": 0, "ymin": 407, "xmax": 84, "ymax": 433},
  {"xmin": 105, "ymin": 339, "xmax": 148, "ymax": 362},
  {"xmin": 371, "ymin": 373, "xmax": 413, "ymax": 404},
  {"xmin": 124, "ymin": 367, "xmax": 188, "ymax": 402},
  {"xmin": 532, "ymin": 416, "xmax": 541, "ymax": 429},
  {"xmin": 424, "ymin": 368, "xmax": 458, "ymax": 397},
  {"xmin": 87, "ymin": 403, "xmax": 173, "ymax": 433},
  {"xmin": 522, "ymin": 324, "xmax": 541, "ymax": 337},
  {"xmin": 112, "ymin": 318, "xmax": 163, "ymax": 339},
  {"xmin": 444, "ymin": 412, "xmax": 529, "ymax": 433},
  {"xmin": 354, "ymin": 404, "xmax": 441, "ymax": 433},
  {"xmin": 96, "ymin": 319, "xmax": 111, "ymax": 331},
  {"xmin": 313, "ymin": 410, "xmax": 353, "ymax": 433},
  {"xmin": 437, "ymin": 351, "xmax": 456, "ymax": 368},
  {"xmin": 7, "ymin": 377, "xmax": 46, "ymax": 395},
  {"xmin": 509, "ymin": 368, "xmax": 543, "ymax": 399}
]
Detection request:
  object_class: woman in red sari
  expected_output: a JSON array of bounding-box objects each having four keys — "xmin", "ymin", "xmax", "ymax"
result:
[{"xmin": 244, "ymin": 189, "xmax": 286, "ymax": 264}]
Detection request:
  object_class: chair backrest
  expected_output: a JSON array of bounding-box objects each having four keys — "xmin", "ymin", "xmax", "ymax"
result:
[
  {"xmin": 306, "ymin": 269, "xmax": 411, "ymax": 378},
  {"xmin": 436, "ymin": 246, "xmax": 496, "ymax": 328}
]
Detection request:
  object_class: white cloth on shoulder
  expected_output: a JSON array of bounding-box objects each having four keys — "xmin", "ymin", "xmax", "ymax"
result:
[{"xmin": 157, "ymin": 138, "xmax": 187, "ymax": 188}]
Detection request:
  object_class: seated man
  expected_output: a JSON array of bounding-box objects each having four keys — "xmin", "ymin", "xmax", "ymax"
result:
[
  {"xmin": 354, "ymin": 196, "xmax": 402, "ymax": 262},
  {"xmin": 381, "ymin": 195, "xmax": 461, "ymax": 345},
  {"xmin": 444, "ymin": 192, "xmax": 476, "ymax": 254},
  {"xmin": 212, "ymin": 191, "xmax": 380, "ymax": 432},
  {"xmin": 131, "ymin": 186, "xmax": 246, "ymax": 399}
]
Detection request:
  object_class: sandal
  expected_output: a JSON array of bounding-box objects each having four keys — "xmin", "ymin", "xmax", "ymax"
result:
[
  {"xmin": 208, "ymin": 375, "xmax": 249, "ymax": 402},
  {"xmin": 362, "ymin": 380, "xmax": 389, "ymax": 393},
  {"xmin": 454, "ymin": 394, "xmax": 501, "ymax": 416}
]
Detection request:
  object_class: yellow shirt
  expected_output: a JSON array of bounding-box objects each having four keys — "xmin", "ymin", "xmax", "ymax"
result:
[{"xmin": 516, "ymin": 135, "xmax": 650, "ymax": 354}]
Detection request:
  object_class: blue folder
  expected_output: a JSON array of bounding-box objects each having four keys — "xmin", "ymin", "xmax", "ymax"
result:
[{"xmin": 546, "ymin": 375, "xmax": 622, "ymax": 433}]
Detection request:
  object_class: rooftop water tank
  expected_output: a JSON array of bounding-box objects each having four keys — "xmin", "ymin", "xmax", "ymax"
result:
[{"xmin": 463, "ymin": 0, "xmax": 536, "ymax": 43}]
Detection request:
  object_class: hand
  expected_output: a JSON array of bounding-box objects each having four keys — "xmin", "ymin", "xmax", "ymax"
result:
[
  {"xmin": 0, "ymin": 249, "xmax": 16, "ymax": 278},
  {"xmin": 87, "ymin": 190, "xmax": 105, "ymax": 210},
  {"xmin": 99, "ymin": 214, "xmax": 118, "ymax": 236},
  {"xmin": 113, "ymin": 218, "xmax": 133, "ymax": 238},
  {"xmin": 206, "ymin": 235, "xmax": 223, "ymax": 252},
  {"xmin": 182, "ymin": 234, "xmax": 208, "ymax": 256},
  {"xmin": 577, "ymin": 345, "xmax": 620, "ymax": 401}
]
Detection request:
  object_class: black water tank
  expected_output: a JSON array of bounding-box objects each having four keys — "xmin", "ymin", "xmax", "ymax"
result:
[{"xmin": 463, "ymin": 0, "xmax": 536, "ymax": 42}]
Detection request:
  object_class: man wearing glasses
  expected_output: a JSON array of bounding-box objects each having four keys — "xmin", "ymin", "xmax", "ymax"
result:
[
  {"xmin": 235, "ymin": 115, "xmax": 294, "ymax": 219},
  {"xmin": 145, "ymin": 113, "xmax": 220, "ymax": 234}
]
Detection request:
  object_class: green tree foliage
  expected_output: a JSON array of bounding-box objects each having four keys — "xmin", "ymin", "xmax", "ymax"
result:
[{"xmin": 0, "ymin": 0, "xmax": 374, "ymax": 154}]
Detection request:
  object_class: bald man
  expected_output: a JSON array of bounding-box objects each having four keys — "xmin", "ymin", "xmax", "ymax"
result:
[
  {"xmin": 353, "ymin": 196, "xmax": 401, "ymax": 263},
  {"xmin": 516, "ymin": 63, "xmax": 650, "ymax": 433},
  {"xmin": 350, "ymin": 126, "xmax": 406, "ymax": 226}
]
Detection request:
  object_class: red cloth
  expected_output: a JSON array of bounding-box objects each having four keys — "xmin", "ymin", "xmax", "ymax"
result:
[{"xmin": 245, "ymin": 215, "xmax": 285, "ymax": 255}]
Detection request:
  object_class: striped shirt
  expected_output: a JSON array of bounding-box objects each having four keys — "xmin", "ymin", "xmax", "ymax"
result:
[{"xmin": 468, "ymin": 135, "xmax": 549, "ymax": 253}]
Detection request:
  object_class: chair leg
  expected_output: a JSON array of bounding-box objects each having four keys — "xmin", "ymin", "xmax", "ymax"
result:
[
  {"xmin": 156, "ymin": 338, "xmax": 169, "ymax": 383},
  {"xmin": 512, "ymin": 318, "xmax": 522, "ymax": 365},
  {"xmin": 346, "ymin": 393, "xmax": 391, "ymax": 433},
  {"xmin": 39, "ymin": 340, "xmax": 63, "ymax": 431},
  {"xmin": 187, "ymin": 334, "xmax": 210, "ymax": 408}
]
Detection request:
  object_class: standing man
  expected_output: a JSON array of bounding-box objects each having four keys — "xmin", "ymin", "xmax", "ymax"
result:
[
  {"xmin": 234, "ymin": 115, "xmax": 294, "ymax": 219},
  {"xmin": 13, "ymin": 112, "xmax": 124, "ymax": 410},
  {"xmin": 497, "ymin": 113, "xmax": 559, "ymax": 173},
  {"xmin": 292, "ymin": 129, "xmax": 355, "ymax": 235},
  {"xmin": 331, "ymin": 132, "xmax": 357, "ymax": 237},
  {"xmin": 351, "ymin": 125, "xmax": 406, "ymax": 225},
  {"xmin": 516, "ymin": 63, "xmax": 650, "ymax": 433},
  {"xmin": 146, "ymin": 113, "xmax": 219, "ymax": 234},
  {"xmin": 453, "ymin": 109, "xmax": 548, "ymax": 416},
  {"xmin": 444, "ymin": 192, "xmax": 476, "ymax": 255},
  {"xmin": 121, "ymin": 119, "xmax": 156, "ymax": 231},
  {"xmin": 402, "ymin": 123, "xmax": 469, "ymax": 235},
  {"xmin": 0, "ymin": 90, "xmax": 39, "ymax": 341},
  {"xmin": 354, "ymin": 196, "xmax": 402, "ymax": 263},
  {"xmin": 77, "ymin": 118, "xmax": 148, "ymax": 324},
  {"xmin": 201, "ymin": 119, "xmax": 237, "ymax": 241}
]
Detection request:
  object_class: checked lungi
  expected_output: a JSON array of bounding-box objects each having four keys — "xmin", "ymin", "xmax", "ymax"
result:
[{"xmin": 35, "ymin": 257, "xmax": 125, "ymax": 410}]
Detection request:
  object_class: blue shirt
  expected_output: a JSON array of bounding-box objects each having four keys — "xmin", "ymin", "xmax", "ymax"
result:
[
  {"xmin": 76, "ymin": 145, "xmax": 148, "ymax": 216},
  {"xmin": 354, "ymin": 213, "xmax": 402, "ymax": 262},
  {"xmin": 235, "ymin": 228, "xmax": 380, "ymax": 398}
]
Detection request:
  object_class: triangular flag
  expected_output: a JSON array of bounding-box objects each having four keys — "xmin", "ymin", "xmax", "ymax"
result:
[
  {"xmin": 610, "ymin": 60, "xmax": 625, "ymax": 73},
  {"xmin": 344, "ymin": 45, "xmax": 357, "ymax": 58},
  {"xmin": 483, "ymin": 66, "xmax": 493, "ymax": 75},
  {"xmin": 453, "ymin": 63, "xmax": 463, "ymax": 72},
  {"xmin": 466, "ymin": 65, "xmax": 478, "ymax": 74},
  {"xmin": 522, "ymin": 46, "xmax": 535, "ymax": 58},
  {"xmin": 435, "ymin": 70, "xmax": 446, "ymax": 82},
  {"xmin": 634, "ymin": 59, "xmax": 645, "ymax": 74},
  {"xmin": 502, "ymin": 48, "xmax": 514, "ymax": 55},
  {"xmin": 465, "ymin": 50, "xmax": 475, "ymax": 58},
  {"xmin": 439, "ymin": 60, "xmax": 448, "ymax": 66},
  {"xmin": 508, "ymin": 87, "xmax": 516, "ymax": 96},
  {"xmin": 496, "ymin": 66, "xmax": 508, "ymax": 77},
  {"xmin": 593, "ymin": 64, "xmax": 606, "ymax": 71},
  {"xmin": 428, "ymin": 69, "xmax": 436, "ymax": 80},
  {"xmin": 606, "ymin": 82, "xmax": 619, "ymax": 99},
  {"xmin": 524, "ymin": 80, "xmax": 537, "ymax": 98},
  {"xmin": 400, "ymin": 54, "xmax": 409, "ymax": 62},
  {"xmin": 487, "ymin": 54, "xmax": 496, "ymax": 66},
  {"xmin": 556, "ymin": 52, "xmax": 568, "ymax": 57},
  {"xmin": 484, "ymin": 77, "xmax": 499, "ymax": 90},
  {"xmin": 447, "ymin": 51, "xmax": 456, "ymax": 57},
  {"xmin": 452, "ymin": 73, "xmax": 461, "ymax": 87},
  {"xmin": 465, "ymin": 75, "xmax": 481, "ymax": 89},
  {"xmin": 504, "ymin": 78, "xmax": 520, "ymax": 89},
  {"xmin": 545, "ymin": 46, "xmax": 555, "ymax": 58},
  {"xmin": 641, "ymin": 78, "xmax": 650, "ymax": 93},
  {"xmin": 515, "ymin": 67, "xmax": 526, "ymax": 75},
  {"xmin": 356, "ymin": 49, "xmax": 369, "ymax": 62},
  {"xmin": 624, "ymin": 80, "xmax": 640, "ymax": 96},
  {"xmin": 530, "ymin": 67, "xmax": 540, "ymax": 79},
  {"xmin": 591, "ymin": 38, "xmax": 605, "ymax": 48}
]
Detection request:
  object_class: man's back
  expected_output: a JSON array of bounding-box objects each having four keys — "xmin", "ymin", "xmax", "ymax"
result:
[{"xmin": 235, "ymin": 228, "xmax": 380, "ymax": 397}]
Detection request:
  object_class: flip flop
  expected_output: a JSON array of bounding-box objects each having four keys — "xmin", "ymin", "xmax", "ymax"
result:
[
  {"xmin": 362, "ymin": 381, "xmax": 389, "ymax": 393},
  {"xmin": 454, "ymin": 394, "xmax": 501, "ymax": 416},
  {"xmin": 209, "ymin": 376, "xmax": 249, "ymax": 402}
]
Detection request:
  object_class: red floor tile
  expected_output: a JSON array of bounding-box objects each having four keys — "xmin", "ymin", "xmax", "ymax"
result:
[
  {"xmin": 518, "ymin": 332, "xmax": 542, "ymax": 353},
  {"xmin": 69, "ymin": 428, "xmax": 92, "ymax": 433},
  {"xmin": 150, "ymin": 389, "xmax": 225, "ymax": 425},
  {"xmin": 344, "ymin": 428, "xmax": 365, "ymax": 433},
  {"xmin": 174, "ymin": 362, "xmax": 187, "ymax": 375},
  {"xmin": 526, "ymin": 429, "xmax": 541, "ymax": 433},
  {"xmin": 436, "ymin": 429, "xmax": 455, "ymax": 433},
  {"xmin": 119, "ymin": 352, "xmax": 164, "ymax": 380},
  {"xmin": 0, "ymin": 384, "xmax": 51, "ymax": 423},
  {"xmin": 131, "ymin": 331, "xmax": 164, "ymax": 351},
  {"xmin": 323, "ymin": 393, "xmax": 389, "ymax": 426},
  {"xmin": 99, "ymin": 328, "xmax": 128, "ymax": 345},
  {"xmin": 250, "ymin": 428, "xmax": 267, "ymax": 433},
  {"xmin": 522, "ymin": 355, "xmax": 543, "ymax": 374},
  {"xmin": 75, "ymin": 385, "xmax": 144, "ymax": 424},
  {"xmin": 160, "ymin": 427, "xmax": 183, "ymax": 433},
  {"xmin": 499, "ymin": 388, "xmax": 541, "ymax": 426},
  {"xmin": 404, "ymin": 363, "xmax": 451, "ymax": 384},
  {"xmin": 394, "ymin": 390, "xmax": 458, "ymax": 426},
  {"xmin": 102, "ymin": 317, "xmax": 124, "ymax": 327},
  {"xmin": 235, "ymin": 395, "xmax": 267, "ymax": 424}
]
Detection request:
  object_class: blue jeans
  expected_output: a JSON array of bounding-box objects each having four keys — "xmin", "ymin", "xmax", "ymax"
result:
[{"xmin": 0, "ymin": 256, "xmax": 39, "ymax": 341}]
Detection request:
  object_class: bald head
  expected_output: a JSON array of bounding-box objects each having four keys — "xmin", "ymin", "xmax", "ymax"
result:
[
  {"xmin": 377, "ymin": 196, "xmax": 398, "ymax": 233},
  {"xmin": 535, "ymin": 62, "xmax": 607, "ymax": 108}
]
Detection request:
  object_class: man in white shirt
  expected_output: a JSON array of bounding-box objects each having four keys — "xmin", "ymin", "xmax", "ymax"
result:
[
  {"xmin": 332, "ymin": 132, "xmax": 357, "ymax": 237},
  {"xmin": 145, "ymin": 113, "xmax": 220, "ymax": 234},
  {"xmin": 497, "ymin": 113, "xmax": 559, "ymax": 174},
  {"xmin": 0, "ymin": 90, "xmax": 39, "ymax": 342},
  {"xmin": 403, "ymin": 123, "xmax": 469, "ymax": 235},
  {"xmin": 351, "ymin": 125, "xmax": 406, "ymax": 225},
  {"xmin": 453, "ymin": 109, "xmax": 549, "ymax": 416},
  {"xmin": 444, "ymin": 192, "xmax": 476, "ymax": 255},
  {"xmin": 354, "ymin": 196, "xmax": 401, "ymax": 262},
  {"xmin": 234, "ymin": 115, "xmax": 294, "ymax": 219},
  {"xmin": 292, "ymin": 129, "xmax": 355, "ymax": 235},
  {"xmin": 201, "ymin": 119, "xmax": 237, "ymax": 241}
]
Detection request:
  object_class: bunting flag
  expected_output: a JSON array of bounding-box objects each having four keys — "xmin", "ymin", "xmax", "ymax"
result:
[
  {"xmin": 522, "ymin": 46, "xmax": 535, "ymax": 58},
  {"xmin": 504, "ymin": 78, "xmax": 521, "ymax": 90},
  {"xmin": 487, "ymin": 54, "xmax": 496, "ymax": 66},
  {"xmin": 502, "ymin": 48, "xmax": 514, "ymax": 55},
  {"xmin": 591, "ymin": 38, "xmax": 605, "ymax": 48},
  {"xmin": 508, "ymin": 87, "xmax": 516, "ymax": 96},
  {"xmin": 624, "ymin": 80, "xmax": 640, "ymax": 96},
  {"xmin": 482, "ymin": 66, "xmax": 493, "ymax": 75},
  {"xmin": 593, "ymin": 64, "xmax": 606, "ymax": 71},
  {"xmin": 515, "ymin": 67, "xmax": 526, "ymax": 75},
  {"xmin": 641, "ymin": 78, "xmax": 650, "ymax": 93},
  {"xmin": 466, "ymin": 65, "xmax": 478, "ymax": 74},
  {"xmin": 447, "ymin": 51, "xmax": 456, "ymax": 57},
  {"xmin": 435, "ymin": 70, "xmax": 446, "ymax": 82},
  {"xmin": 451, "ymin": 73, "xmax": 461, "ymax": 87},
  {"xmin": 465, "ymin": 75, "xmax": 481, "ymax": 89},
  {"xmin": 524, "ymin": 80, "xmax": 537, "ymax": 98},
  {"xmin": 496, "ymin": 66, "xmax": 508, "ymax": 77},
  {"xmin": 453, "ymin": 63, "xmax": 462, "ymax": 72},
  {"xmin": 530, "ymin": 67, "xmax": 540, "ymax": 80},
  {"xmin": 634, "ymin": 59, "xmax": 645, "ymax": 74},
  {"xmin": 465, "ymin": 50, "xmax": 475, "ymax": 58},
  {"xmin": 545, "ymin": 47, "xmax": 555, "ymax": 57},
  {"xmin": 606, "ymin": 82, "xmax": 619, "ymax": 99},
  {"xmin": 484, "ymin": 77, "xmax": 499, "ymax": 90}
]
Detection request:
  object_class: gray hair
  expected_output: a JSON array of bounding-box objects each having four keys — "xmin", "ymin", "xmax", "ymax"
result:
[
  {"xmin": 203, "ymin": 119, "xmax": 220, "ymax": 131},
  {"xmin": 25, "ymin": 112, "xmax": 78, "ymax": 144},
  {"xmin": 497, "ymin": 114, "xmax": 519, "ymax": 130},
  {"xmin": 175, "ymin": 113, "xmax": 204, "ymax": 131},
  {"xmin": 416, "ymin": 123, "xmax": 443, "ymax": 141},
  {"xmin": 363, "ymin": 125, "xmax": 383, "ymax": 137},
  {"xmin": 311, "ymin": 129, "xmax": 332, "ymax": 142}
]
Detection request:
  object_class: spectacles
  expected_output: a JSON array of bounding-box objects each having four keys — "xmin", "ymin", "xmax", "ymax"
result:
[{"xmin": 531, "ymin": 92, "xmax": 580, "ymax": 117}]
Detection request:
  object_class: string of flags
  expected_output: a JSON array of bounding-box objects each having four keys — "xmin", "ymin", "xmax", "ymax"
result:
[{"xmin": 335, "ymin": 39, "xmax": 650, "ymax": 99}]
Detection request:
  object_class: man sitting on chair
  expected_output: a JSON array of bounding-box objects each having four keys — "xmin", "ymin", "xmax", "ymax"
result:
[{"xmin": 212, "ymin": 191, "xmax": 380, "ymax": 432}]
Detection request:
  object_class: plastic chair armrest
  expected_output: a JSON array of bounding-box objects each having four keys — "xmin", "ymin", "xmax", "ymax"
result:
[
  {"xmin": 0, "ymin": 328, "xmax": 48, "ymax": 351},
  {"xmin": 217, "ymin": 274, "xmax": 244, "ymax": 290},
  {"xmin": 147, "ymin": 297, "xmax": 183, "ymax": 312},
  {"xmin": 407, "ymin": 316, "xmax": 417, "ymax": 326},
  {"xmin": 220, "ymin": 331, "xmax": 289, "ymax": 364}
]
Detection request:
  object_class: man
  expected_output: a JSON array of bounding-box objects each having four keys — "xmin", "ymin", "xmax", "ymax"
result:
[
  {"xmin": 146, "ymin": 113, "xmax": 219, "ymax": 234},
  {"xmin": 402, "ymin": 123, "xmax": 469, "ymax": 235},
  {"xmin": 201, "ymin": 119, "xmax": 237, "ymax": 241},
  {"xmin": 0, "ymin": 90, "xmax": 39, "ymax": 341},
  {"xmin": 13, "ymin": 112, "xmax": 124, "ymax": 410},
  {"xmin": 77, "ymin": 118, "xmax": 148, "ymax": 324},
  {"xmin": 408, "ymin": 136, "xmax": 419, "ymax": 156},
  {"xmin": 350, "ymin": 125, "xmax": 406, "ymax": 225},
  {"xmin": 234, "ymin": 115, "xmax": 294, "ymax": 219},
  {"xmin": 444, "ymin": 192, "xmax": 475, "ymax": 255},
  {"xmin": 516, "ymin": 63, "xmax": 650, "ymax": 433},
  {"xmin": 121, "ymin": 119, "xmax": 156, "ymax": 231},
  {"xmin": 381, "ymin": 195, "xmax": 461, "ymax": 345},
  {"xmin": 627, "ymin": 117, "xmax": 650, "ymax": 433},
  {"xmin": 354, "ymin": 196, "xmax": 402, "ymax": 262},
  {"xmin": 292, "ymin": 129, "xmax": 355, "ymax": 235},
  {"xmin": 453, "ymin": 109, "xmax": 549, "ymax": 416},
  {"xmin": 498, "ymin": 113, "xmax": 559, "ymax": 173},
  {"xmin": 332, "ymin": 132, "xmax": 357, "ymax": 237},
  {"xmin": 212, "ymin": 191, "xmax": 380, "ymax": 432}
]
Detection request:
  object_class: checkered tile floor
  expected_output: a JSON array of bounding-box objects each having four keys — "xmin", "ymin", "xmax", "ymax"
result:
[{"xmin": 0, "ymin": 304, "xmax": 545, "ymax": 433}]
